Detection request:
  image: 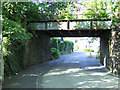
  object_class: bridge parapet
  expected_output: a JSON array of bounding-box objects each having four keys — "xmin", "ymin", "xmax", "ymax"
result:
[{"xmin": 28, "ymin": 19, "xmax": 112, "ymax": 30}]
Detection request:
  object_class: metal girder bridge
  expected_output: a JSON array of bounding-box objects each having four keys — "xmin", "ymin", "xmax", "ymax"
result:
[{"xmin": 28, "ymin": 19, "xmax": 112, "ymax": 37}]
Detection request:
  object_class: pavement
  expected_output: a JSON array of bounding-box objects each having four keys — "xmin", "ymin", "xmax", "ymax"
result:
[{"xmin": 2, "ymin": 51, "xmax": 119, "ymax": 88}]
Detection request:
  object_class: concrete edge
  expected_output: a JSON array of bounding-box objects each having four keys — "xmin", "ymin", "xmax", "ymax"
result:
[{"xmin": 98, "ymin": 62, "xmax": 119, "ymax": 77}]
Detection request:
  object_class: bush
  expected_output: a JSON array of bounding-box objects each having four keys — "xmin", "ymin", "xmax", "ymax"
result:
[
  {"xmin": 2, "ymin": 17, "xmax": 33, "ymax": 77},
  {"xmin": 51, "ymin": 38, "xmax": 74, "ymax": 54},
  {"xmin": 51, "ymin": 38, "xmax": 74, "ymax": 60},
  {"xmin": 51, "ymin": 48, "xmax": 60, "ymax": 60},
  {"xmin": 3, "ymin": 38, "xmax": 25, "ymax": 76}
]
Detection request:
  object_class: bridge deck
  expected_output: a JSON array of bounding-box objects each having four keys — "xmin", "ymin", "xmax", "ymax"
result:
[
  {"xmin": 28, "ymin": 19, "xmax": 112, "ymax": 30},
  {"xmin": 28, "ymin": 19, "xmax": 112, "ymax": 37},
  {"xmin": 32, "ymin": 29, "xmax": 111, "ymax": 37}
]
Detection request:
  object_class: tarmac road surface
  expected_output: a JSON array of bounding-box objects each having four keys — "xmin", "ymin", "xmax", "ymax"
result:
[{"xmin": 3, "ymin": 51, "xmax": 119, "ymax": 88}]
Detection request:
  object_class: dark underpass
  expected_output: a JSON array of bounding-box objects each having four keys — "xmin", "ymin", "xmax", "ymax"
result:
[{"xmin": 26, "ymin": 19, "xmax": 113, "ymax": 71}]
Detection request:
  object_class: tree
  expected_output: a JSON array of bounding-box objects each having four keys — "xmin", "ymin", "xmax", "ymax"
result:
[{"xmin": 82, "ymin": 0, "xmax": 110, "ymax": 19}]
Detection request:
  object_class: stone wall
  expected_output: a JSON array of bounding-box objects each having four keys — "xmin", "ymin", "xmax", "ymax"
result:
[
  {"xmin": 100, "ymin": 28, "xmax": 120, "ymax": 74},
  {"xmin": 100, "ymin": 1, "xmax": 120, "ymax": 74},
  {"xmin": 24, "ymin": 31, "xmax": 51, "ymax": 68},
  {"xmin": 109, "ymin": 2, "xmax": 120, "ymax": 74},
  {"xmin": 109, "ymin": 29, "xmax": 120, "ymax": 74}
]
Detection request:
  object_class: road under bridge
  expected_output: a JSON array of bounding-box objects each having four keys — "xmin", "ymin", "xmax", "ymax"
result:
[{"xmin": 24, "ymin": 19, "xmax": 119, "ymax": 74}]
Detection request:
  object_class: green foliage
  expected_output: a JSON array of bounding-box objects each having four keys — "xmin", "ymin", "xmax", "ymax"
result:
[
  {"xmin": 96, "ymin": 49, "xmax": 100, "ymax": 58},
  {"xmin": 76, "ymin": 45, "xmax": 79, "ymax": 51},
  {"xmin": 2, "ymin": 2, "xmax": 33, "ymax": 76},
  {"xmin": 2, "ymin": 16, "xmax": 33, "ymax": 41},
  {"xmin": 2, "ymin": 2, "xmax": 76, "ymax": 22},
  {"xmin": 2, "ymin": 1, "xmax": 76, "ymax": 76},
  {"xmin": 51, "ymin": 37, "xmax": 59, "ymax": 49},
  {"xmin": 51, "ymin": 38, "xmax": 74, "ymax": 57},
  {"xmin": 2, "ymin": 15, "xmax": 33, "ymax": 76},
  {"xmin": 3, "ymin": 39, "xmax": 25, "ymax": 76},
  {"xmin": 2, "ymin": 16, "xmax": 33, "ymax": 76},
  {"xmin": 51, "ymin": 48, "xmax": 60, "ymax": 60},
  {"xmin": 83, "ymin": 1, "xmax": 110, "ymax": 19},
  {"xmin": 83, "ymin": 49, "xmax": 94, "ymax": 52},
  {"xmin": 88, "ymin": 37, "xmax": 99, "ymax": 44}
]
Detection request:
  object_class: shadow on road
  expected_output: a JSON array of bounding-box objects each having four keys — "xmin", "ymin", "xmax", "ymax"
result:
[{"xmin": 2, "ymin": 51, "xmax": 119, "ymax": 88}]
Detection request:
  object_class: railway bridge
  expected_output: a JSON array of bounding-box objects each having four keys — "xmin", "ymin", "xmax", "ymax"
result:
[{"xmin": 24, "ymin": 19, "xmax": 120, "ymax": 74}]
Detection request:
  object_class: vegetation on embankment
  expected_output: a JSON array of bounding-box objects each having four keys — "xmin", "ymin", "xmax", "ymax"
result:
[
  {"xmin": 51, "ymin": 37, "xmax": 74, "ymax": 60},
  {"xmin": 82, "ymin": 49, "xmax": 94, "ymax": 52},
  {"xmin": 2, "ymin": 11, "xmax": 33, "ymax": 77}
]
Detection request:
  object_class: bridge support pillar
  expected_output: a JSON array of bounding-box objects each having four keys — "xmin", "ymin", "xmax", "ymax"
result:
[
  {"xmin": 24, "ymin": 32, "xmax": 51, "ymax": 68},
  {"xmin": 100, "ymin": 31, "xmax": 110, "ymax": 68},
  {"xmin": 109, "ymin": 1, "xmax": 120, "ymax": 74}
]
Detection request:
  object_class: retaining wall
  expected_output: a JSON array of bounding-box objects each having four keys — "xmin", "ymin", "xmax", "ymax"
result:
[{"xmin": 24, "ymin": 32, "xmax": 51, "ymax": 68}]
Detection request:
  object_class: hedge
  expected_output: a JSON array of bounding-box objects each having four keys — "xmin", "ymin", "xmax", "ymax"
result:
[
  {"xmin": 51, "ymin": 48, "xmax": 60, "ymax": 60},
  {"xmin": 51, "ymin": 37, "xmax": 74, "ymax": 59}
]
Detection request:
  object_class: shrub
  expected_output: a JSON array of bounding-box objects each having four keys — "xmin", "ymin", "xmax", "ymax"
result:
[
  {"xmin": 51, "ymin": 38, "xmax": 74, "ymax": 59},
  {"xmin": 51, "ymin": 38, "xmax": 74, "ymax": 55},
  {"xmin": 51, "ymin": 48, "xmax": 60, "ymax": 60}
]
